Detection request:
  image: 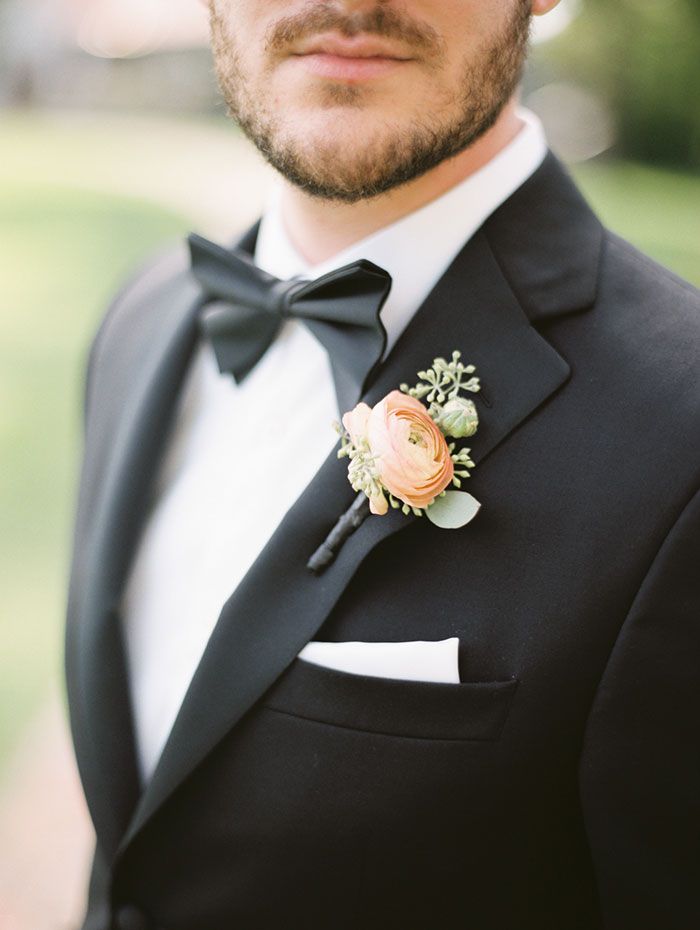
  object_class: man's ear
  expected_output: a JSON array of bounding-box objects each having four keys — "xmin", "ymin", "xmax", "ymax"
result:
[{"xmin": 531, "ymin": 0, "xmax": 563, "ymax": 14}]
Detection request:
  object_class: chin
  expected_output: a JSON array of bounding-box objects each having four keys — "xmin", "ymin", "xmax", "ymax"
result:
[
  {"xmin": 280, "ymin": 125, "xmax": 390, "ymax": 171},
  {"xmin": 285, "ymin": 106, "xmax": 403, "ymax": 148}
]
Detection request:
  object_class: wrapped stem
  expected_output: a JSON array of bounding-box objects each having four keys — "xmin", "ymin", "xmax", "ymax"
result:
[{"xmin": 306, "ymin": 492, "xmax": 371, "ymax": 574}]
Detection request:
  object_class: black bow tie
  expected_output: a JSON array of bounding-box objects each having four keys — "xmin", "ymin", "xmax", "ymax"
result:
[{"xmin": 187, "ymin": 232, "xmax": 392, "ymax": 418}]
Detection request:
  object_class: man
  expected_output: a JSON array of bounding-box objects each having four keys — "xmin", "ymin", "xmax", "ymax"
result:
[{"xmin": 64, "ymin": 1, "xmax": 700, "ymax": 928}]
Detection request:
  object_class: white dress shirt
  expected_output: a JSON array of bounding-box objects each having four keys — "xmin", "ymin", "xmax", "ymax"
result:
[{"xmin": 121, "ymin": 108, "xmax": 547, "ymax": 783}]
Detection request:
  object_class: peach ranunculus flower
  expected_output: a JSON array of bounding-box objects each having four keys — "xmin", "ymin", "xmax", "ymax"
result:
[
  {"xmin": 366, "ymin": 390, "xmax": 454, "ymax": 510},
  {"xmin": 341, "ymin": 401, "xmax": 389, "ymax": 515},
  {"xmin": 341, "ymin": 402, "xmax": 372, "ymax": 447}
]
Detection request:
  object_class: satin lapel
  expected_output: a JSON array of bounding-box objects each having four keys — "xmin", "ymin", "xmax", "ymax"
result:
[
  {"xmin": 69, "ymin": 222, "xmax": 265, "ymax": 859},
  {"xmin": 70, "ymin": 268, "xmax": 203, "ymax": 858},
  {"xmin": 117, "ymin": 227, "xmax": 573, "ymax": 855}
]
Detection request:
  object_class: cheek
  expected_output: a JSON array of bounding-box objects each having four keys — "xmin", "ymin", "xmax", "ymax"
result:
[
  {"xmin": 212, "ymin": 1, "xmax": 267, "ymax": 54},
  {"xmin": 436, "ymin": 0, "xmax": 510, "ymax": 30},
  {"xmin": 421, "ymin": 0, "xmax": 513, "ymax": 61}
]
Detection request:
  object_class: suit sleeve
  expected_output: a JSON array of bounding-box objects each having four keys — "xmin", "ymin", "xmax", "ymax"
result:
[{"xmin": 578, "ymin": 484, "xmax": 700, "ymax": 929}]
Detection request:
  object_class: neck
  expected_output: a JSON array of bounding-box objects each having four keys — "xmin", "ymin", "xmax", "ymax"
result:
[{"xmin": 277, "ymin": 97, "xmax": 523, "ymax": 266}]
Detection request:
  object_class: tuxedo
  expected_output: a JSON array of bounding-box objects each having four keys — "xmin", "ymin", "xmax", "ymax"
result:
[
  {"xmin": 64, "ymin": 152, "xmax": 700, "ymax": 930},
  {"xmin": 119, "ymin": 108, "xmax": 548, "ymax": 784}
]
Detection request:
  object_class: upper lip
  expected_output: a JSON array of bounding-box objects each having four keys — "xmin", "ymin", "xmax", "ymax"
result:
[{"xmin": 293, "ymin": 34, "xmax": 413, "ymax": 60}]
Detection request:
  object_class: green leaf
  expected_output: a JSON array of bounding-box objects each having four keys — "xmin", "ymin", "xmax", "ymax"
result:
[{"xmin": 426, "ymin": 491, "xmax": 481, "ymax": 529}]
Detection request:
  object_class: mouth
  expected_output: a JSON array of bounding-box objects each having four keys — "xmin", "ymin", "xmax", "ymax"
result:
[{"xmin": 289, "ymin": 33, "xmax": 415, "ymax": 82}]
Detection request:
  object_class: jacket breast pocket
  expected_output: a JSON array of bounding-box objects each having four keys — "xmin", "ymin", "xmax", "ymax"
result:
[{"xmin": 261, "ymin": 656, "xmax": 519, "ymax": 742}]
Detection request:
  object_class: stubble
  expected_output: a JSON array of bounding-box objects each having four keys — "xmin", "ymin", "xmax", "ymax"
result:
[{"xmin": 209, "ymin": 2, "xmax": 532, "ymax": 202}]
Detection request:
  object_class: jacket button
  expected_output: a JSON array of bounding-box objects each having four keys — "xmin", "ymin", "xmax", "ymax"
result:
[{"xmin": 113, "ymin": 905, "xmax": 150, "ymax": 930}]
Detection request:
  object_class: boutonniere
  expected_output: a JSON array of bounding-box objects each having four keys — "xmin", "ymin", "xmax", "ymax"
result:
[{"xmin": 307, "ymin": 351, "xmax": 482, "ymax": 574}]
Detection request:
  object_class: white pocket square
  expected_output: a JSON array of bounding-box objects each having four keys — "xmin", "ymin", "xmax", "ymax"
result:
[{"xmin": 297, "ymin": 637, "xmax": 460, "ymax": 684}]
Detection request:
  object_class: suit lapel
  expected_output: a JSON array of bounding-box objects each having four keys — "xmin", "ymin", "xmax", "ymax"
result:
[
  {"xmin": 68, "ymin": 227, "xmax": 260, "ymax": 857},
  {"xmin": 69, "ymin": 262, "xmax": 204, "ymax": 858}
]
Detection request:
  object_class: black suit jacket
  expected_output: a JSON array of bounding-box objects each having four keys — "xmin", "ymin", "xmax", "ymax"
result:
[{"xmin": 64, "ymin": 153, "xmax": 700, "ymax": 930}]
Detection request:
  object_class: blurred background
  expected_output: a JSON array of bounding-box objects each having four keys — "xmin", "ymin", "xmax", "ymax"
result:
[{"xmin": 0, "ymin": 0, "xmax": 698, "ymax": 926}]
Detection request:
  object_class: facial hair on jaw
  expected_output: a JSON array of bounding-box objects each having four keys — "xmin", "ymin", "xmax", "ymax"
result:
[{"xmin": 209, "ymin": 1, "xmax": 532, "ymax": 203}]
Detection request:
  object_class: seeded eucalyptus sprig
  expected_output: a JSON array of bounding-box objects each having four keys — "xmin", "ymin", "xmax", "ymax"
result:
[
  {"xmin": 447, "ymin": 444, "xmax": 476, "ymax": 488},
  {"xmin": 334, "ymin": 424, "xmax": 384, "ymax": 504},
  {"xmin": 399, "ymin": 350, "xmax": 480, "ymax": 418}
]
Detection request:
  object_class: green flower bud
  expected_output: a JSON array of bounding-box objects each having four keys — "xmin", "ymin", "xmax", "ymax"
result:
[{"xmin": 435, "ymin": 397, "xmax": 479, "ymax": 438}]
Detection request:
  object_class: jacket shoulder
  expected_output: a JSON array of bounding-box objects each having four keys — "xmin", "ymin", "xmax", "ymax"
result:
[
  {"xmin": 81, "ymin": 241, "xmax": 190, "ymax": 425},
  {"xmin": 87, "ymin": 241, "xmax": 190, "ymax": 368},
  {"xmin": 600, "ymin": 230, "xmax": 700, "ymax": 320},
  {"xmin": 593, "ymin": 230, "xmax": 700, "ymax": 402},
  {"xmin": 581, "ymin": 229, "xmax": 700, "ymax": 471}
]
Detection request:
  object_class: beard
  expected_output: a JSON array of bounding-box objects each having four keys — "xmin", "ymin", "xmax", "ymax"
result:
[{"xmin": 209, "ymin": 2, "xmax": 532, "ymax": 203}]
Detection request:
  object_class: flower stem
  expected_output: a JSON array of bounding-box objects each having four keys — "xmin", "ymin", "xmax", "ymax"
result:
[{"xmin": 306, "ymin": 492, "xmax": 371, "ymax": 574}]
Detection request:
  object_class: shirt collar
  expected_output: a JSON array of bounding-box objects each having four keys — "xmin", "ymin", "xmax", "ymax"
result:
[{"xmin": 254, "ymin": 106, "xmax": 547, "ymax": 357}]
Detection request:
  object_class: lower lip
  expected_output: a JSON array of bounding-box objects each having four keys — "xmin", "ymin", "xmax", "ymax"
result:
[{"xmin": 294, "ymin": 52, "xmax": 409, "ymax": 82}]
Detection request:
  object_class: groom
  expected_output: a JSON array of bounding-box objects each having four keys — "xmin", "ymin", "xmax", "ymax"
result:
[{"xmin": 65, "ymin": 1, "xmax": 700, "ymax": 928}]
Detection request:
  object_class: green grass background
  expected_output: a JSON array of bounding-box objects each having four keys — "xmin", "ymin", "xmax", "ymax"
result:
[
  {"xmin": 0, "ymin": 179, "xmax": 189, "ymax": 779},
  {"xmin": 1, "ymin": 111, "xmax": 698, "ymax": 777}
]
